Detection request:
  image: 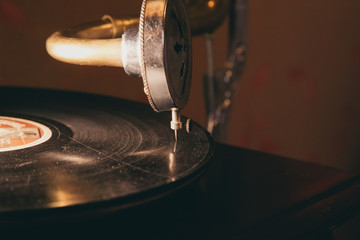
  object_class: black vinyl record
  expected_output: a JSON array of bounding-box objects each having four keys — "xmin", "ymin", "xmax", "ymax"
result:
[{"xmin": 0, "ymin": 87, "xmax": 213, "ymax": 224}]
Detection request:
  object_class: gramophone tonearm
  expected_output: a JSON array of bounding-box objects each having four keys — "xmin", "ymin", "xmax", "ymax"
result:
[{"xmin": 46, "ymin": 0, "xmax": 192, "ymax": 141}]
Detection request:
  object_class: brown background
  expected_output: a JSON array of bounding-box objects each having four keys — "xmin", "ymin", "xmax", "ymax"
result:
[{"xmin": 1, "ymin": 0, "xmax": 360, "ymax": 171}]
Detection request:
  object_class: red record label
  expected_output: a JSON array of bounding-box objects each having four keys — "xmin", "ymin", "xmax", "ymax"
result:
[{"xmin": 0, "ymin": 116, "xmax": 52, "ymax": 152}]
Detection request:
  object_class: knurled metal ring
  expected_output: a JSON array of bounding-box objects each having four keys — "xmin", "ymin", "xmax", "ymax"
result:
[{"xmin": 139, "ymin": 0, "xmax": 192, "ymax": 112}]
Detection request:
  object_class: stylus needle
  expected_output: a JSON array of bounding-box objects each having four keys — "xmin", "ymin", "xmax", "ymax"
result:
[{"xmin": 170, "ymin": 108, "xmax": 182, "ymax": 142}]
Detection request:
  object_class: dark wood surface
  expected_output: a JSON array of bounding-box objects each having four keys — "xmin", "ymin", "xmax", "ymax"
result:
[
  {"xmin": 4, "ymin": 143, "xmax": 360, "ymax": 239},
  {"xmin": 208, "ymin": 143, "xmax": 360, "ymax": 239}
]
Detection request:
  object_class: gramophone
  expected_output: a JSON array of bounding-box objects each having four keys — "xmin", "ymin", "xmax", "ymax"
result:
[{"xmin": 0, "ymin": 0, "xmax": 247, "ymax": 225}]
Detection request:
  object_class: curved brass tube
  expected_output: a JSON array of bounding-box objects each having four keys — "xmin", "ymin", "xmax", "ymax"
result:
[
  {"xmin": 46, "ymin": 17, "xmax": 138, "ymax": 67},
  {"xmin": 46, "ymin": 0, "xmax": 232, "ymax": 67}
]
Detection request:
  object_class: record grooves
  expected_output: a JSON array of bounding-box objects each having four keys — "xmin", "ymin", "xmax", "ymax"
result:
[{"xmin": 0, "ymin": 87, "xmax": 213, "ymax": 223}]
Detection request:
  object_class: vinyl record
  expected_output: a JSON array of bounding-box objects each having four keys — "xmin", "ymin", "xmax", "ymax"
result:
[{"xmin": 0, "ymin": 87, "xmax": 213, "ymax": 223}]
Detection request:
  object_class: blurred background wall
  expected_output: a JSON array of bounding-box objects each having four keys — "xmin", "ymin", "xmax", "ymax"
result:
[{"xmin": 1, "ymin": 0, "xmax": 360, "ymax": 172}]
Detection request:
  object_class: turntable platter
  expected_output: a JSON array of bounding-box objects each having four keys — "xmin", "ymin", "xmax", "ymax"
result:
[{"xmin": 0, "ymin": 87, "xmax": 213, "ymax": 221}]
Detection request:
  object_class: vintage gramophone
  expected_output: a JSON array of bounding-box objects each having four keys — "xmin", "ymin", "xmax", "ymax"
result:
[{"xmin": 0, "ymin": 0, "xmax": 247, "ymax": 224}]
